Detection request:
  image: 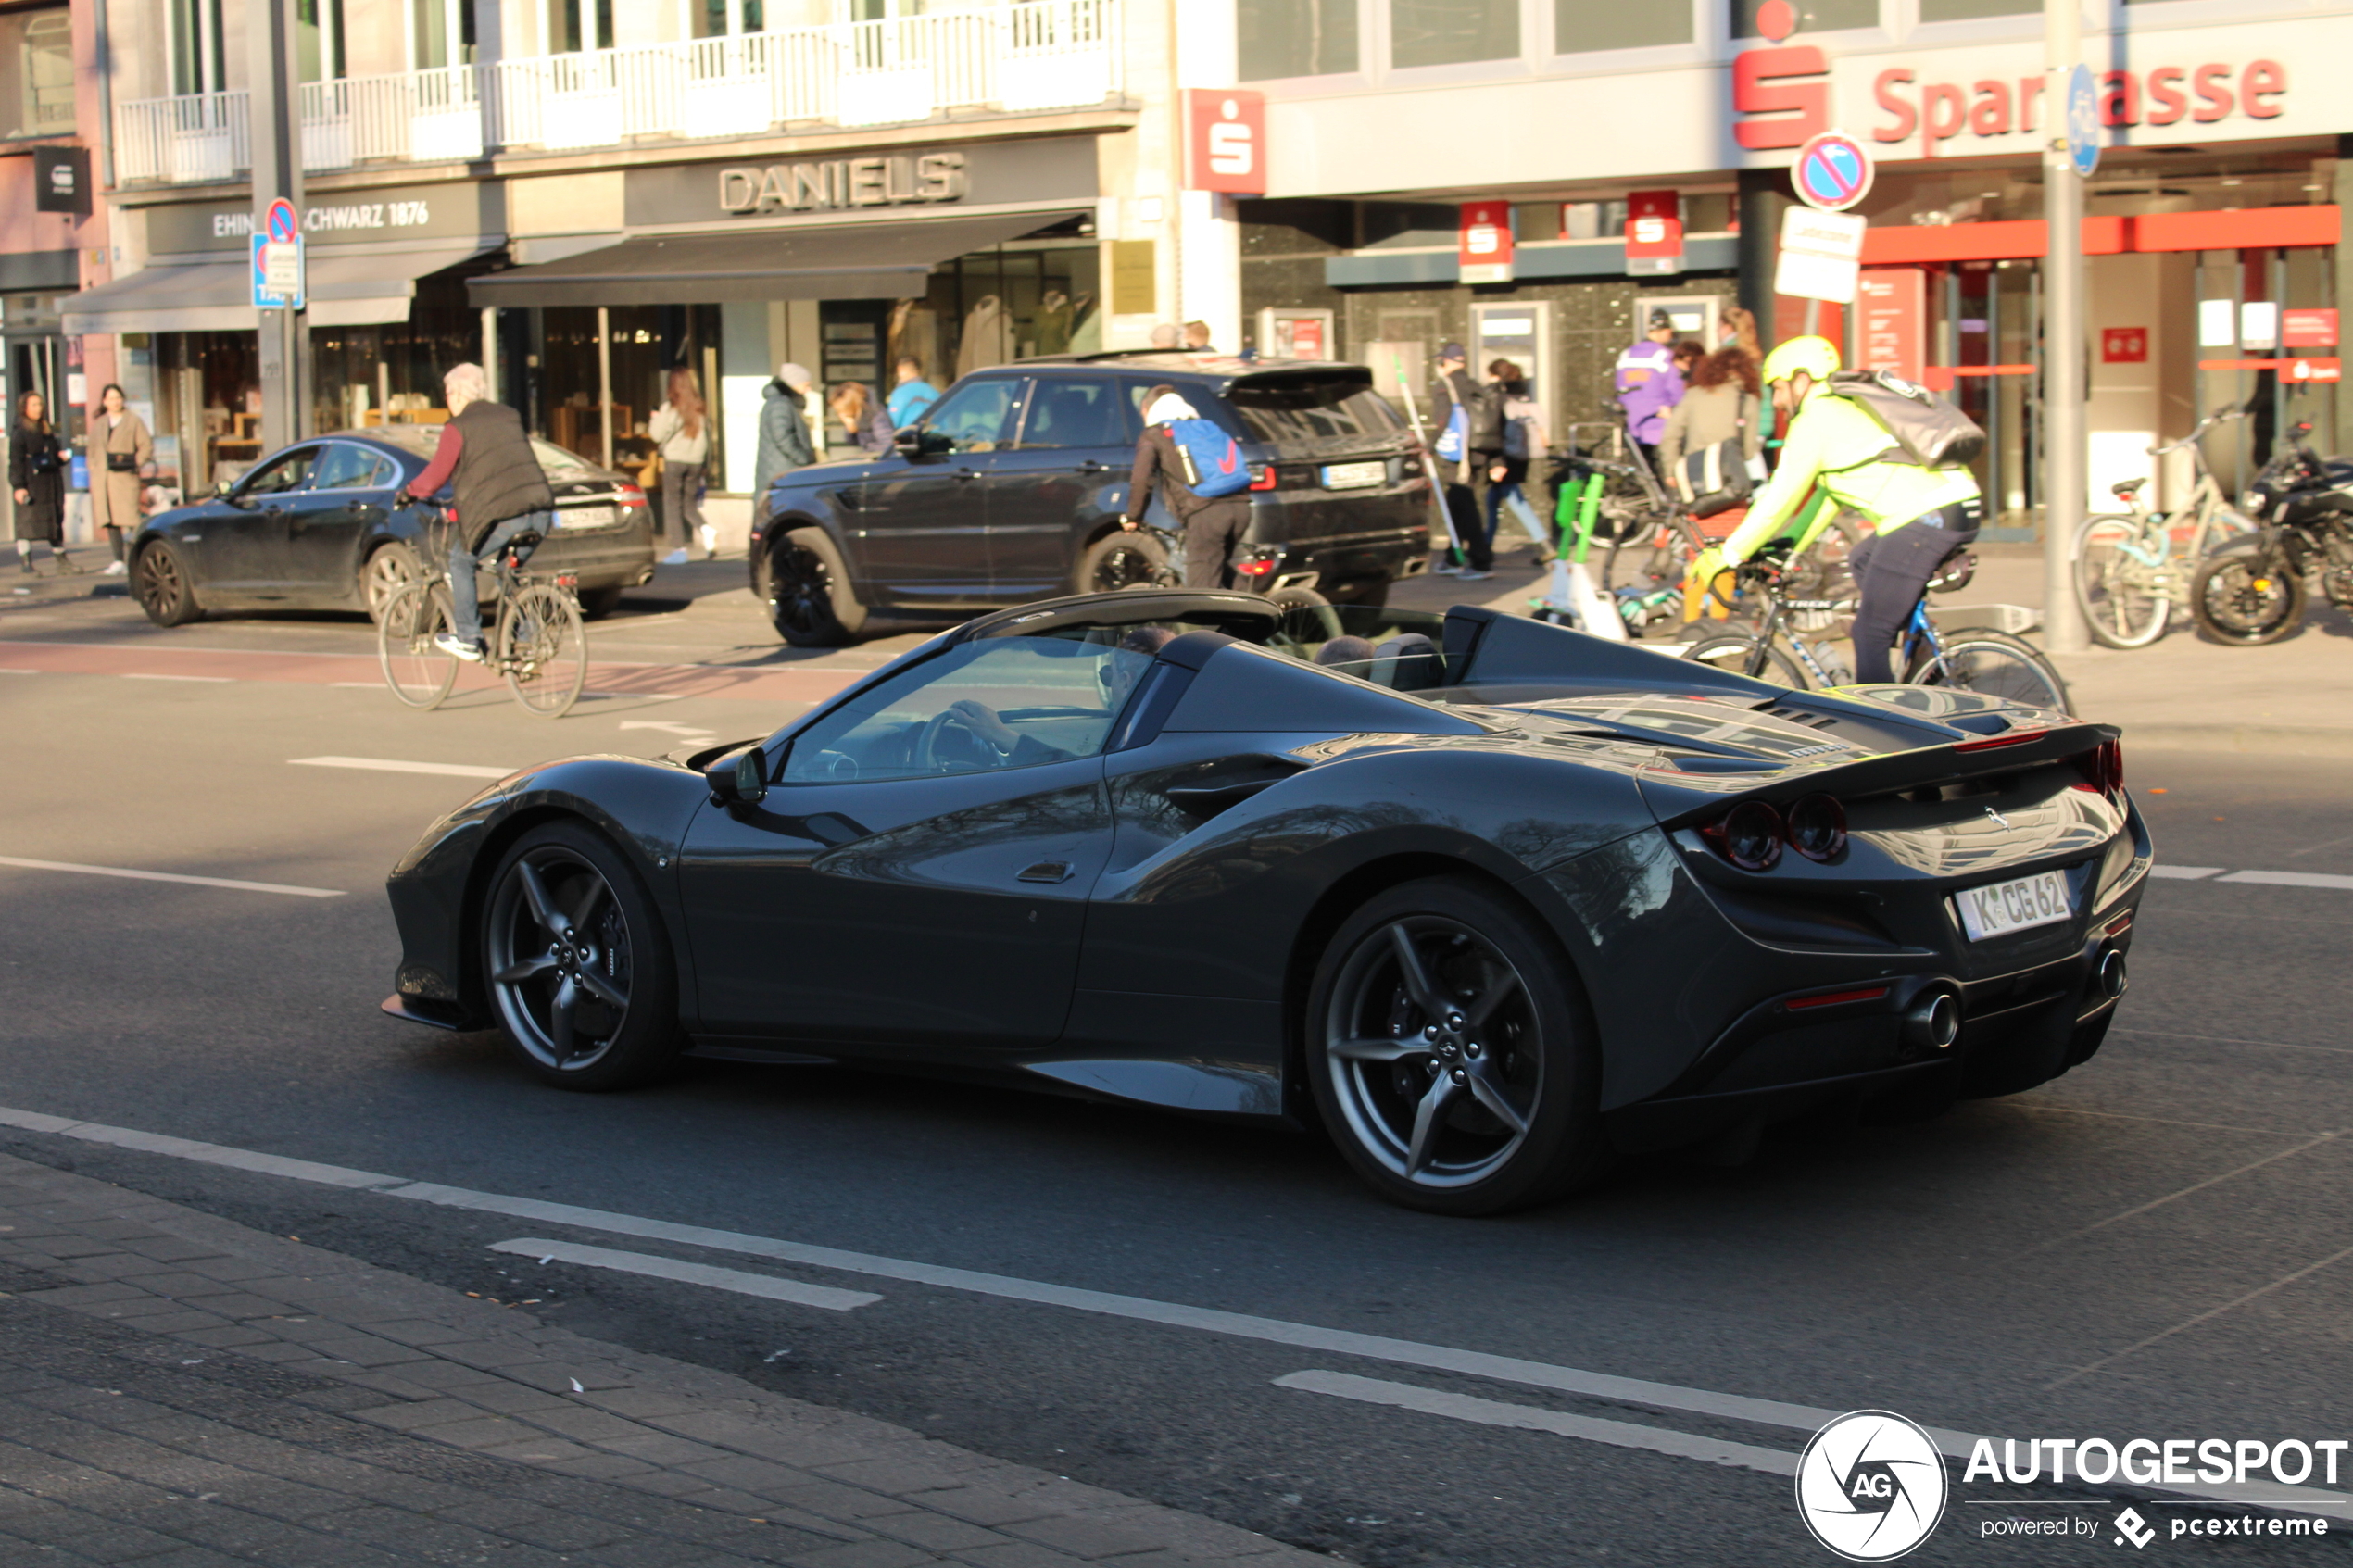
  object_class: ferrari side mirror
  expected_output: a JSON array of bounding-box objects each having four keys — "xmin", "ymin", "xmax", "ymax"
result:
[{"xmin": 706, "ymin": 746, "xmax": 767, "ymax": 808}]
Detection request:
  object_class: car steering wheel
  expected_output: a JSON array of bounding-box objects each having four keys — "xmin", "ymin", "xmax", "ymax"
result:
[{"xmin": 912, "ymin": 709, "xmax": 995, "ymax": 772}]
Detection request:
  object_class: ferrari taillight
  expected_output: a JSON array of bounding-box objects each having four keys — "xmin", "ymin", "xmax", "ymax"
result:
[
  {"xmin": 2073, "ymin": 740, "xmax": 2123, "ymax": 795},
  {"xmin": 1701, "ymin": 799, "xmax": 1784, "ymax": 872}
]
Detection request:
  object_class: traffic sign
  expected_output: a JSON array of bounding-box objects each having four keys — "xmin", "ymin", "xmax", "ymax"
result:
[
  {"xmin": 1793, "ymin": 131, "xmax": 1873, "ymax": 213},
  {"xmin": 2064, "ymin": 64, "xmax": 2099, "ymax": 178},
  {"xmin": 251, "ymin": 232, "xmax": 305, "ymax": 311},
  {"xmin": 265, "ymin": 197, "xmax": 299, "ymax": 245},
  {"xmin": 1774, "ymin": 207, "xmax": 1867, "ymax": 306}
]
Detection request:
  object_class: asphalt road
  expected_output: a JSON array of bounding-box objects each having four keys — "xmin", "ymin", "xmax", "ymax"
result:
[{"xmin": 3, "ymin": 575, "xmax": 2350, "ymax": 1566}]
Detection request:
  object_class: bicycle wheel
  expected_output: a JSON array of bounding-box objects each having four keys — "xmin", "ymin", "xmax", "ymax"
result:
[
  {"xmin": 500, "ymin": 583, "xmax": 588, "ymax": 718},
  {"xmin": 1907, "ymin": 630, "xmax": 2071, "ymax": 714},
  {"xmin": 376, "ymin": 581, "xmax": 459, "ymax": 710},
  {"xmin": 1684, "ymin": 634, "xmax": 1808, "ymax": 689},
  {"xmin": 2073, "ymin": 515, "xmax": 2170, "ymax": 649}
]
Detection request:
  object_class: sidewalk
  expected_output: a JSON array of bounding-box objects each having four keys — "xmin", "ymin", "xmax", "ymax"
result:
[
  {"xmin": 4, "ymin": 547, "xmax": 126, "ymax": 612},
  {"xmin": 0, "ymin": 1152, "xmax": 1330, "ymax": 1568}
]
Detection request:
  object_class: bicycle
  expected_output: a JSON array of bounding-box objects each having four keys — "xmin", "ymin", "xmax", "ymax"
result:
[
  {"xmin": 2071, "ymin": 403, "xmax": 2260, "ymax": 648},
  {"xmin": 1684, "ymin": 544, "xmax": 2071, "ymax": 713},
  {"xmin": 376, "ymin": 511, "xmax": 589, "ymax": 718}
]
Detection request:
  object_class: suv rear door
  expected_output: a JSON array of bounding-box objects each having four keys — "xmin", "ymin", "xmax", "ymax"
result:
[
  {"xmin": 988, "ymin": 374, "xmax": 1139, "ymax": 601},
  {"xmin": 854, "ymin": 375, "xmax": 1021, "ymax": 604}
]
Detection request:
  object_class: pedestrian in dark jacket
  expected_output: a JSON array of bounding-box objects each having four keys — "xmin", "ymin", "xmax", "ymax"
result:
[
  {"xmin": 10, "ymin": 390, "xmax": 71, "ymax": 575},
  {"xmin": 1432, "ymin": 342, "xmax": 1501, "ymax": 578},
  {"xmin": 1121, "ymin": 384, "xmax": 1249, "ymax": 589},
  {"xmin": 752, "ymin": 363, "xmax": 816, "ymax": 526}
]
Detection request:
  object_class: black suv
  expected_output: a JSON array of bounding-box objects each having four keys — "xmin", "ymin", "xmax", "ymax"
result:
[{"xmin": 750, "ymin": 355, "xmax": 1432, "ymax": 646}]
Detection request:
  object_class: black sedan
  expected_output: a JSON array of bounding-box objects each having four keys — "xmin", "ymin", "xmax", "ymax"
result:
[
  {"xmin": 131, "ymin": 429, "xmax": 657, "ymax": 628},
  {"xmin": 381, "ymin": 591, "xmax": 2146, "ymax": 1214}
]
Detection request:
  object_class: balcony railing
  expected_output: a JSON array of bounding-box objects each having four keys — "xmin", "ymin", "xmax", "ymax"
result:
[{"xmin": 114, "ymin": 0, "xmax": 1118, "ymax": 186}]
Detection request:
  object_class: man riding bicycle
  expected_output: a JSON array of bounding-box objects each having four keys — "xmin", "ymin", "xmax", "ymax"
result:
[
  {"xmin": 397, "ymin": 362, "xmax": 556, "ymax": 662},
  {"xmin": 1694, "ymin": 336, "xmax": 1982, "ymax": 684}
]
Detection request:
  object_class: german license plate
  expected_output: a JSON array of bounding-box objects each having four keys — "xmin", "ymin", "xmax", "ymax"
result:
[
  {"xmin": 1955, "ymin": 871, "xmax": 2071, "ymax": 941},
  {"xmin": 559, "ymin": 505, "xmax": 617, "ymax": 528},
  {"xmin": 1322, "ymin": 461, "xmax": 1385, "ymax": 490}
]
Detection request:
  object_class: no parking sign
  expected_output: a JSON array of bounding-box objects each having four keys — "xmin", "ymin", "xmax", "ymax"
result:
[{"xmin": 1793, "ymin": 132, "xmax": 1874, "ymax": 213}]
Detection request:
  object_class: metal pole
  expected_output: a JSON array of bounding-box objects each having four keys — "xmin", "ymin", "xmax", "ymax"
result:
[
  {"xmin": 481, "ymin": 307, "xmax": 497, "ymax": 405},
  {"xmin": 2040, "ymin": 0, "xmax": 2089, "ymax": 653},
  {"xmin": 597, "ymin": 306, "xmax": 614, "ymax": 470},
  {"xmin": 247, "ymin": 0, "xmax": 305, "ymax": 455}
]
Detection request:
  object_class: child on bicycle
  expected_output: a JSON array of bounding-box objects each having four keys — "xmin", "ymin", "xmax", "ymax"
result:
[{"xmin": 1692, "ymin": 337, "xmax": 1982, "ymax": 684}]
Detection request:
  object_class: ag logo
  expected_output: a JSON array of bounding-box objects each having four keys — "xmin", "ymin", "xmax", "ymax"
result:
[{"xmin": 1795, "ymin": 1410, "xmax": 1948, "ymax": 1561}]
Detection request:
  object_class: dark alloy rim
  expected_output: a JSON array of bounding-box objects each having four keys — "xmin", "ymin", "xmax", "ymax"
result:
[
  {"xmin": 1324, "ymin": 916, "xmax": 1541, "ymax": 1188},
  {"xmin": 365, "ymin": 548, "xmax": 414, "ymax": 615},
  {"xmin": 2202, "ymin": 560, "xmax": 2291, "ymax": 638},
  {"xmin": 486, "ymin": 846, "xmax": 634, "ymax": 1071},
  {"xmin": 136, "ymin": 547, "xmax": 182, "ymax": 614},
  {"xmin": 770, "ymin": 543, "xmax": 834, "ymax": 637},
  {"xmin": 1090, "ymin": 539, "xmax": 1164, "ymax": 592}
]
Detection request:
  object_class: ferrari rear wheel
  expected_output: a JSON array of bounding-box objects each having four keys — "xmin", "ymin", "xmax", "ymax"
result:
[
  {"xmin": 1308, "ymin": 878, "xmax": 1602, "ymax": 1215},
  {"xmin": 483, "ymin": 822, "xmax": 684, "ymax": 1091}
]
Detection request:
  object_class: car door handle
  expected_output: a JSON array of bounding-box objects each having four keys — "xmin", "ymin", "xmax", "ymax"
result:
[
  {"xmin": 1164, "ymin": 756, "xmax": 1309, "ymax": 815},
  {"xmin": 1016, "ymin": 860, "xmax": 1074, "ymax": 884},
  {"xmin": 1076, "ymin": 460, "xmax": 1110, "ymax": 475},
  {"xmin": 953, "ymin": 468, "xmax": 981, "ymax": 482}
]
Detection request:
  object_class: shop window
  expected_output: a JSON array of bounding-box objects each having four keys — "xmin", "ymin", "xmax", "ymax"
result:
[
  {"xmin": 1, "ymin": 8, "xmax": 72, "ymax": 138},
  {"xmin": 1730, "ymin": 0, "xmax": 1873, "ymax": 36},
  {"xmin": 1238, "ymin": 0, "xmax": 1357, "ymax": 80},
  {"xmin": 296, "ymin": 0, "xmax": 346, "ymax": 81},
  {"xmin": 1557, "ymin": 0, "xmax": 1690, "ymax": 52},
  {"xmin": 170, "ymin": 0, "xmax": 226, "ymax": 96},
  {"xmin": 1392, "ymin": 0, "xmax": 1517, "ymax": 69}
]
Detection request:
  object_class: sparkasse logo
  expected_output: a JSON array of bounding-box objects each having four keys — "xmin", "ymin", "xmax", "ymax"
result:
[{"xmin": 1796, "ymin": 1411, "xmax": 1950, "ymax": 1561}]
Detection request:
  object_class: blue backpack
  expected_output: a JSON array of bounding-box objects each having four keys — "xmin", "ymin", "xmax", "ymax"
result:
[{"xmin": 1164, "ymin": 418, "xmax": 1250, "ymax": 498}]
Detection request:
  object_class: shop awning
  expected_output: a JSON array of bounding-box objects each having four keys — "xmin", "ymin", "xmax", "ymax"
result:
[
  {"xmin": 59, "ymin": 243, "xmax": 496, "ymax": 336},
  {"xmin": 465, "ymin": 211, "xmax": 1085, "ymax": 309}
]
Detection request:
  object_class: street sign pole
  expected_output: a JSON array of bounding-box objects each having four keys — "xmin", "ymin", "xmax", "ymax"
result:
[
  {"xmin": 247, "ymin": 0, "xmax": 306, "ymax": 456},
  {"xmin": 2040, "ymin": 6, "xmax": 2093, "ymax": 655}
]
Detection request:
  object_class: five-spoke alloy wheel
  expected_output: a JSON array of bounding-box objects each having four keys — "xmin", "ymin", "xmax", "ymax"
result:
[
  {"xmin": 1307, "ymin": 878, "xmax": 1601, "ymax": 1214},
  {"xmin": 483, "ymin": 822, "xmax": 682, "ymax": 1089}
]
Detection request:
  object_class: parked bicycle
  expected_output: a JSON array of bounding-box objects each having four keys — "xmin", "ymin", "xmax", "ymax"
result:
[
  {"xmin": 377, "ymin": 510, "xmax": 589, "ymax": 718},
  {"xmin": 1685, "ymin": 541, "xmax": 2071, "ymax": 712},
  {"xmin": 2189, "ymin": 419, "xmax": 2353, "ymax": 646},
  {"xmin": 2071, "ymin": 404, "xmax": 2259, "ymax": 648}
]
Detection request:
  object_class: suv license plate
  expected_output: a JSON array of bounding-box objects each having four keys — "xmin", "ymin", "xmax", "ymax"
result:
[
  {"xmin": 1955, "ymin": 871, "xmax": 2071, "ymax": 941},
  {"xmin": 1321, "ymin": 461, "xmax": 1385, "ymax": 490},
  {"xmin": 560, "ymin": 505, "xmax": 617, "ymax": 529}
]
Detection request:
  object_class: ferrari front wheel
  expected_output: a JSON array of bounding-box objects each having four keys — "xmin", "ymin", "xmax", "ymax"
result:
[
  {"xmin": 483, "ymin": 822, "xmax": 684, "ymax": 1091},
  {"xmin": 1307, "ymin": 878, "xmax": 1603, "ymax": 1215}
]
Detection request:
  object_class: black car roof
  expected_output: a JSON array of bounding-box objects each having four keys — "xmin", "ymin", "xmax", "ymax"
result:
[{"xmin": 996, "ymin": 355, "xmax": 1370, "ymax": 387}]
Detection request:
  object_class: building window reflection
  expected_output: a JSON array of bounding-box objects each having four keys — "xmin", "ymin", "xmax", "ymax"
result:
[{"xmin": 1392, "ymin": 0, "xmax": 1517, "ymax": 69}]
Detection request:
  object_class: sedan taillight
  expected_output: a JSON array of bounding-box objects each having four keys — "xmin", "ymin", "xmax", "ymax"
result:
[
  {"xmin": 614, "ymin": 483, "xmax": 648, "ymax": 508},
  {"xmin": 1249, "ymin": 465, "xmax": 1279, "ymax": 491}
]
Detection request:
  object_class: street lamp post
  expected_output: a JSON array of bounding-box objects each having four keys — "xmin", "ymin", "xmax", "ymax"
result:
[{"xmin": 2040, "ymin": 0, "xmax": 2090, "ymax": 654}]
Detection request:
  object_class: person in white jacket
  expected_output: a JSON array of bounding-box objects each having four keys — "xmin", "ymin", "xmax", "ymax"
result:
[{"xmin": 648, "ymin": 367, "xmax": 712, "ymax": 562}]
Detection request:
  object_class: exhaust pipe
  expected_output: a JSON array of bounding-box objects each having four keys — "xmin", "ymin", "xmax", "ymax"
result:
[
  {"xmin": 2096, "ymin": 948, "xmax": 2128, "ymax": 1001},
  {"xmin": 1905, "ymin": 992, "xmax": 1960, "ymax": 1050}
]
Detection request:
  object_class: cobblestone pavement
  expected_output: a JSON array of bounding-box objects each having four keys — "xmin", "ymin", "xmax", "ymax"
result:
[{"xmin": 0, "ymin": 1154, "xmax": 1333, "ymax": 1568}]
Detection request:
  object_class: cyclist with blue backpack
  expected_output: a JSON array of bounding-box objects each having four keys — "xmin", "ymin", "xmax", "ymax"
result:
[{"xmin": 1121, "ymin": 384, "xmax": 1252, "ymax": 588}]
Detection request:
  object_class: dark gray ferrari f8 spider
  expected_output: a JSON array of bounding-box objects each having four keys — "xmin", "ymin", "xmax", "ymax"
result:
[{"xmin": 383, "ymin": 591, "xmax": 2146, "ymax": 1214}]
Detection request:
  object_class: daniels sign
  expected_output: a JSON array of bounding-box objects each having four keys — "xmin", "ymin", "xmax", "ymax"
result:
[
  {"xmin": 717, "ymin": 153, "xmax": 968, "ymax": 214},
  {"xmin": 1734, "ymin": 41, "xmax": 2292, "ymax": 162}
]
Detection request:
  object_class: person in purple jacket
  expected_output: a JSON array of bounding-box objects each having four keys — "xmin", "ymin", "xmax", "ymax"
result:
[{"xmin": 1614, "ymin": 308, "xmax": 1687, "ymax": 476}]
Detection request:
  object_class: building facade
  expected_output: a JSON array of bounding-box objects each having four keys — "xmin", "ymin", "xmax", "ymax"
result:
[{"xmin": 1220, "ymin": 0, "xmax": 2349, "ymax": 529}]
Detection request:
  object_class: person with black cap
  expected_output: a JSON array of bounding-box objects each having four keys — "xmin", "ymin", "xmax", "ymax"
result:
[
  {"xmin": 1430, "ymin": 341, "xmax": 1502, "ymax": 578},
  {"xmin": 1614, "ymin": 308, "xmax": 1687, "ymax": 476}
]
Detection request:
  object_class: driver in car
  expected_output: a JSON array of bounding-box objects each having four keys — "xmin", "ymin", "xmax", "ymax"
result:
[{"xmin": 942, "ymin": 627, "xmax": 1176, "ymax": 766}]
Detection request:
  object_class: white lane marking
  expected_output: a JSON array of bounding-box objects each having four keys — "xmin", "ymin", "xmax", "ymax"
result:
[
  {"xmin": 0, "ymin": 856, "xmax": 345, "ymax": 898},
  {"xmin": 2221, "ymin": 869, "xmax": 2353, "ymax": 891},
  {"xmin": 122, "ymin": 672, "xmax": 233, "ymax": 683},
  {"xmin": 2150, "ymin": 865, "xmax": 2222, "ymax": 880},
  {"xmin": 2049, "ymin": 1242, "xmax": 2353, "ymax": 1391},
  {"xmin": 619, "ymin": 721, "xmax": 714, "ymax": 737},
  {"xmin": 3, "ymin": 1102, "xmax": 2347, "ymax": 1518},
  {"xmin": 329, "ymin": 681, "xmax": 385, "ymax": 688},
  {"xmin": 288, "ymin": 757, "xmax": 513, "ymax": 779},
  {"xmin": 0, "ymin": 667, "xmax": 37, "ymax": 674},
  {"xmin": 2109, "ymin": 1026, "xmax": 2353, "ymax": 1056},
  {"xmin": 1276, "ymin": 1371, "xmax": 1798, "ymax": 1477},
  {"xmin": 490, "ymin": 1238, "xmax": 879, "ymax": 1311}
]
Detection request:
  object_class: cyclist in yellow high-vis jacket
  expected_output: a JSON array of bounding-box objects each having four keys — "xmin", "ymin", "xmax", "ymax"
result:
[{"xmin": 1691, "ymin": 337, "xmax": 1983, "ymax": 684}]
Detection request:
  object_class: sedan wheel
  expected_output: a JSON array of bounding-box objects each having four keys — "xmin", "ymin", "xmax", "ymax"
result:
[
  {"xmin": 133, "ymin": 541, "xmax": 203, "ymax": 627},
  {"xmin": 362, "ymin": 543, "xmax": 422, "ymax": 623},
  {"xmin": 1307, "ymin": 878, "xmax": 1602, "ymax": 1214},
  {"xmin": 483, "ymin": 822, "xmax": 683, "ymax": 1090}
]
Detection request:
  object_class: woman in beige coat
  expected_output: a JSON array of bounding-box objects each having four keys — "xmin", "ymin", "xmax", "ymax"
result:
[{"xmin": 88, "ymin": 383, "xmax": 154, "ymax": 576}]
